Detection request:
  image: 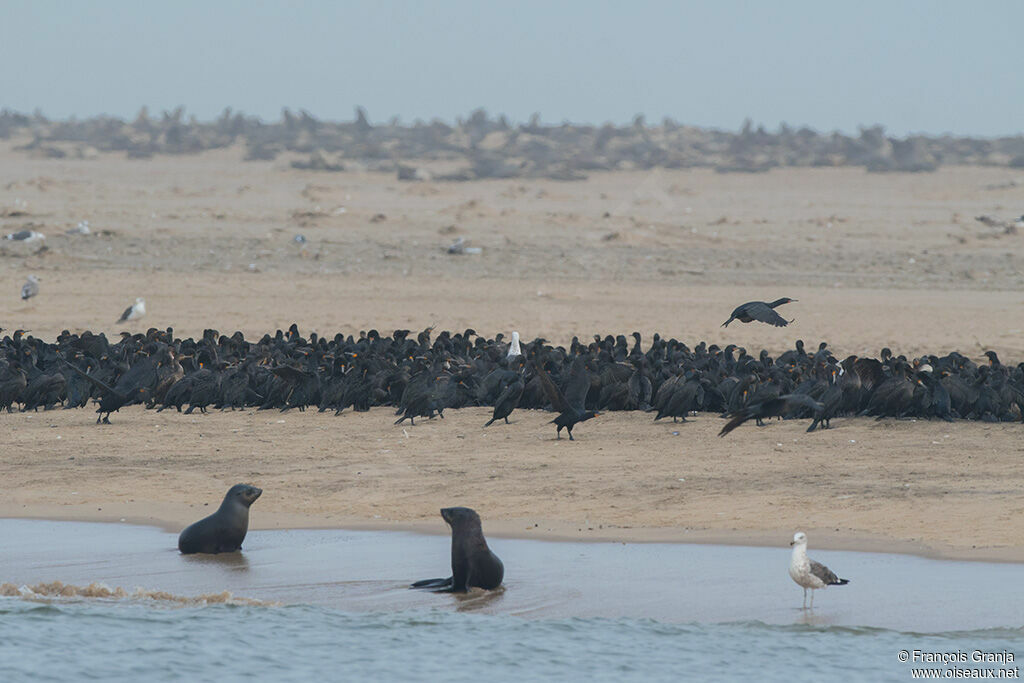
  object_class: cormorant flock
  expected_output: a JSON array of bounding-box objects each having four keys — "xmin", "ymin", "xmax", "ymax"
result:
[{"xmin": 1, "ymin": 325, "xmax": 1022, "ymax": 436}]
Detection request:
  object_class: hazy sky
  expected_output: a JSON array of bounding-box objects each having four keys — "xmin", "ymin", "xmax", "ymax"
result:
[{"xmin": 1, "ymin": 1, "xmax": 1020, "ymax": 135}]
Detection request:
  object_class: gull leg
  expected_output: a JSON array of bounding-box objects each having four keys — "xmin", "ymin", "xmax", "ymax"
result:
[{"xmin": 802, "ymin": 588, "xmax": 807, "ymax": 609}]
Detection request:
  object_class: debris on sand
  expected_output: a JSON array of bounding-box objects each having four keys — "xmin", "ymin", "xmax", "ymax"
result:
[
  {"xmin": 975, "ymin": 215, "xmax": 1021, "ymax": 236},
  {"xmin": 67, "ymin": 220, "xmax": 91, "ymax": 235}
]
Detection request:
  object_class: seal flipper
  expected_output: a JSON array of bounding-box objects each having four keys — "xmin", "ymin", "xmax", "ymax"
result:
[{"xmin": 410, "ymin": 577, "xmax": 453, "ymax": 590}]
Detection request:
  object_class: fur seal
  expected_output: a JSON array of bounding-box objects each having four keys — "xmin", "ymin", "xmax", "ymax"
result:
[
  {"xmin": 410, "ymin": 506, "xmax": 504, "ymax": 592},
  {"xmin": 177, "ymin": 484, "xmax": 262, "ymax": 554}
]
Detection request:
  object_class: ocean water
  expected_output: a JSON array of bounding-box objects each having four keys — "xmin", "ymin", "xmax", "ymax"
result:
[
  {"xmin": 1, "ymin": 520, "xmax": 1021, "ymax": 682},
  {"xmin": 3, "ymin": 602, "xmax": 1022, "ymax": 683}
]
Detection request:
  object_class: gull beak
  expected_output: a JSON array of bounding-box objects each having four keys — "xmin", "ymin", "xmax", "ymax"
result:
[{"xmin": 790, "ymin": 541, "xmax": 795, "ymax": 546}]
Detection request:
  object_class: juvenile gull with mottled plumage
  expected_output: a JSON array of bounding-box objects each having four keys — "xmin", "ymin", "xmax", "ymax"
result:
[{"xmin": 21, "ymin": 275, "xmax": 39, "ymax": 301}]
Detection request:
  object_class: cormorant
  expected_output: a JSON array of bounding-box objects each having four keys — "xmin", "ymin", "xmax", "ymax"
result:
[
  {"xmin": 484, "ymin": 377, "xmax": 524, "ymax": 426},
  {"xmin": 0, "ymin": 361, "xmax": 27, "ymax": 412},
  {"xmin": 61, "ymin": 357, "xmax": 146, "ymax": 424},
  {"xmin": 718, "ymin": 393, "xmax": 823, "ymax": 437},
  {"xmin": 533, "ymin": 357, "xmax": 599, "ymax": 440},
  {"xmin": 721, "ymin": 298, "xmax": 797, "ymax": 327}
]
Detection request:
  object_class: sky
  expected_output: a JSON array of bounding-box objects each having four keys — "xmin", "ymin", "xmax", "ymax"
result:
[{"xmin": 1, "ymin": 0, "xmax": 1021, "ymax": 136}]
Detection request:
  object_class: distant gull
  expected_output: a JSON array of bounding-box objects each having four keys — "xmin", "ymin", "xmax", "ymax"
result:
[
  {"xmin": 67, "ymin": 220, "xmax": 91, "ymax": 235},
  {"xmin": 293, "ymin": 234, "xmax": 307, "ymax": 244},
  {"xmin": 507, "ymin": 331, "xmax": 522, "ymax": 358},
  {"xmin": 788, "ymin": 532, "xmax": 849, "ymax": 608},
  {"xmin": 5, "ymin": 230, "xmax": 45, "ymax": 243},
  {"xmin": 21, "ymin": 275, "xmax": 39, "ymax": 300},
  {"xmin": 117, "ymin": 297, "xmax": 146, "ymax": 323}
]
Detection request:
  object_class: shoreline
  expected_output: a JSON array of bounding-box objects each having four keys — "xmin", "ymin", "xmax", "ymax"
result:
[
  {"xmin": 4, "ymin": 507, "xmax": 1022, "ymax": 564},
  {"xmin": 7, "ymin": 517, "xmax": 1024, "ymax": 633},
  {"xmin": 5, "ymin": 407, "xmax": 1024, "ymax": 566}
]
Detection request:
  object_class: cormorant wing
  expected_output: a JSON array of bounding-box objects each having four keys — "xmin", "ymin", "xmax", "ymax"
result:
[
  {"xmin": 562, "ymin": 356, "xmax": 590, "ymax": 412},
  {"xmin": 854, "ymin": 357, "xmax": 885, "ymax": 391},
  {"xmin": 59, "ymin": 357, "xmax": 125, "ymax": 398},
  {"xmin": 531, "ymin": 362, "xmax": 571, "ymax": 414},
  {"xmin": 721, "ymin": 304, "xmax": 744, "ymax": 327},
  {"xmin": 746, "ymin": 302, "xmax": 789, "ymax": 327},
  {"xmin": 494, "ymin": 377, "xmax": 524, "ymax": 406},
  {"xmin": 779, "ymin": 393, "xmax": 824, "ymax": 413},
  {"xmin": 271, "ymin": 365, "xmax": 314, "ymax": 383},
  {"xmin": 718, "ymin": 394, "xmax": 823, "ymax": 438},
  {"xmin": 718, "ymin": 409, "xmax": 753, "ymax": 437}
]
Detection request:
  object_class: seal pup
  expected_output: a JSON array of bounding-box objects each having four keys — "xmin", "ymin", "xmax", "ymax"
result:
[
  {"xmin": 789, "ymin": 531, "xmax": 849, "ymax": 608},
  {"xmin": 117, "ymin": 297, "xmax": 146, "ymax": 323},
  {"xmin": 178, "ymin": 484, "xmax": 263, "ymax": 554},
  {"xmin": 21, "ymin": 275, "xmax": 39, "ymax": 300},
  {"xmin": 411, "ymin": 507, "xmax": 504, "ymax": 592}
]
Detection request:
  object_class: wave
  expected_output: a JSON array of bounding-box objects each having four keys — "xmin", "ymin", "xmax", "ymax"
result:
[{"xmin": 0, "ymin": 581, "xmax": 277, "ymax": 607}]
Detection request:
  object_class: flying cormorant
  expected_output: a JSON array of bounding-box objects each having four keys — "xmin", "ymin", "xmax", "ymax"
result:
[{"xmin": 721, "ymin": 298, "xmax": 797, "ymax": 328}]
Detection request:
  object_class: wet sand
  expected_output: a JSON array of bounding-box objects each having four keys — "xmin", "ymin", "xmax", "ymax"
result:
[
  {"xmin": 1, "ymin": 519, "xmax": 1020, "ymax": 632},
  {"xmin": 1, "ymin": 145, "xmax": 1024, "ymax": 560},
  {"xmin": 3, "ymin": 407, "xmax": 1024, "ymax": 562}
]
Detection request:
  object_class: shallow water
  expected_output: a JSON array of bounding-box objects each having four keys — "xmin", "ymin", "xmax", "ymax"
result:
[{"xmin": 1, "ymin": 520, "xmax": 1022, "ymax": 681}]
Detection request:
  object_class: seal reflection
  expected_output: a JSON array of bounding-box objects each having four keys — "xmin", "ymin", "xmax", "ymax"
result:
[
  {"xmin": 180, "ymin": 551, "xmax": 251, "ymax": 572},
  {"xmin": 454, "ymin": 585, "xmax": 507, "ymax": 612}
]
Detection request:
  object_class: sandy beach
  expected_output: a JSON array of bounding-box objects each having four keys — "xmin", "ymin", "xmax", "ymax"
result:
[{"xmin": 2, "ymin": 143, "xmax": 1023, "ymax": 561}]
